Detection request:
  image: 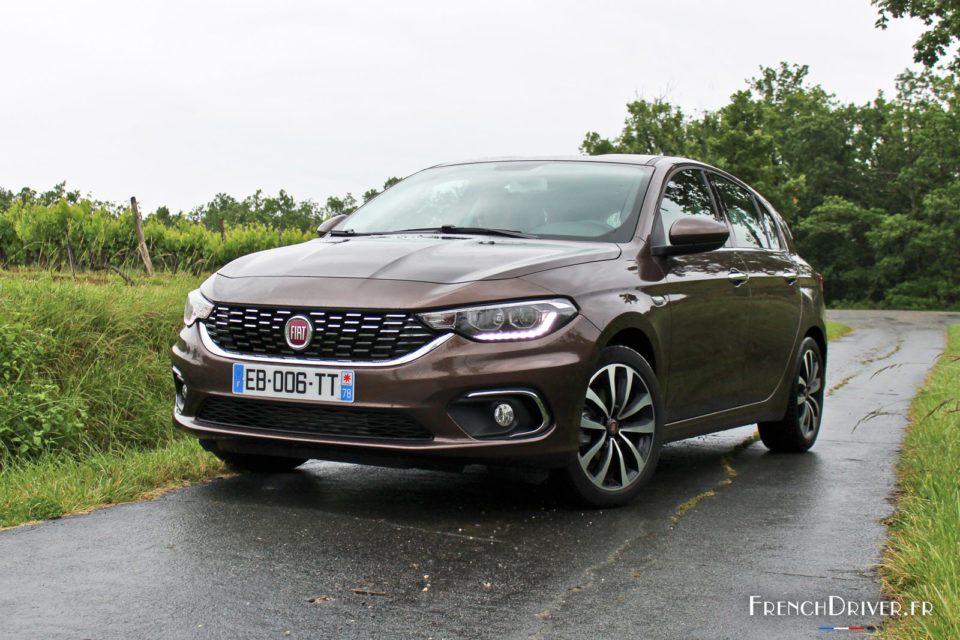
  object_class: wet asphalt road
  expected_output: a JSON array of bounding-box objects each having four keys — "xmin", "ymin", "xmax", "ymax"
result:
[{"xmin": 1, "ymin": 310, "xmax": 957, "ymax": 640}]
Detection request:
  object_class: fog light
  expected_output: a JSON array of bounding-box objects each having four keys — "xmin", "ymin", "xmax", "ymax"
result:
[
  {"xmin": 448, "ymin": 390, "xmax": 550, "ymax": 439},
  {"xmin": 493, "ymin": 403, "xmax": 515, "ymax": 427}
]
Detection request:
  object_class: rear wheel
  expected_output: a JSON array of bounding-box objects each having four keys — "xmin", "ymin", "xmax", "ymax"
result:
[
  {"xmin": 553, "ymin": 346, "xmax": 663, "ymax": 507},
  {"xmin": 200, "ymin": 440, "xmax": 307, "ymax": 473},
  {"xmin": 758, "ymin": 337, "xmax": 824, "ymax": 452}
]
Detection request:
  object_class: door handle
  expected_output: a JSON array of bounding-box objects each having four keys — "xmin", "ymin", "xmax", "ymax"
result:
[
  {"xmin": 728, "ymin": 270, "xmax": 749, "ymax": 287},
  {"xmin": 783, "ymin": 270, "xmax": 799, "ymax": 285}
]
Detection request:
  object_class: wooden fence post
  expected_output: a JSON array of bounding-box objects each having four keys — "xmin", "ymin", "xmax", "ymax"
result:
[
  {"xmin": 64, "ymin": 228, "xmax": 77, "ymax": 280},
  {"xmin": 130, "ymin": 197, "xmax": 154, "ymax": 277}
]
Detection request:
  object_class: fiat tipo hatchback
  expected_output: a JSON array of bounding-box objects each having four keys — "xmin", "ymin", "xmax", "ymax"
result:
[{"xmin": 172, "ymin": 156, "xmax": 826, "ymax": 506}]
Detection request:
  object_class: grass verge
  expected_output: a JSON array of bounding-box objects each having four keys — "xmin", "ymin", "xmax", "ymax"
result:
[
  {"xmin": 826, "ymin": 319, "xmax": 853, "ymax": 342},
  {"xmin": 1, "ymin": 439, "xmax": 225, "ymax": 529},
  {"xmin": 877, "ymin": 323, "xmax": 960, "ymax": 639},
  {"xmin": 0, "ymin": 270, "xmax": 225, "ymax": 529}
]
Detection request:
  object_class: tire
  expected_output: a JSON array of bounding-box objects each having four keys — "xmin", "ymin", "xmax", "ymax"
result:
[
  {"xmin": 200, "ymin": 440, "xmax": 307, "ymax": 473},
  {"xmin": 553, "ymin": 345, "xmax": 664, "ymax": 508},
  {"xmin": 758, "ymin": 337, "xmax": 825, "ymax": 453}
]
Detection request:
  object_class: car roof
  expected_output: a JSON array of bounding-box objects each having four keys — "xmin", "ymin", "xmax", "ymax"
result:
[{"xmin": 429, "ymin": 154, "xmax": 713, "ymax": 169}]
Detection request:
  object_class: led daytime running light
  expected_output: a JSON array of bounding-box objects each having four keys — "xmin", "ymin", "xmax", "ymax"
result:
[
  {"xmin": 417, "ymin": 298, "xmax": 576, "ymax": 342},
  {"xmin": 473, "ymin": 311, "xmax": 558, "ymax": 341}
]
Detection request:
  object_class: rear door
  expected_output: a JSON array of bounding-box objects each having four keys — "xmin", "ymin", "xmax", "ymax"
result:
[
  {"xmin": 655, "ymin": 168, "xmax": 751, "ymax": 422},
  {"xmin": 709, "ymin": 174, "xmax": 802, "ymax": 404}
]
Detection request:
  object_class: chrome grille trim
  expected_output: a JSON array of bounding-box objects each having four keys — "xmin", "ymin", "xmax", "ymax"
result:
[
  {"xmin": 202, "ymin": 304, "xmax": 444, "ymax": 363},
  {"xmin": 199, "ymin": 322, "xmax": 454, "ymax": 368}
]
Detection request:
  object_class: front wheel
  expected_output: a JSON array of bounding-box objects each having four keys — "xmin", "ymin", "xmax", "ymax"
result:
[
  {"xmin": 553, "ymin": 346, "xmax": 664, "ymax": 508},
  {"xmin": 758, "ymin": 337, "xmax": 825, "ymax": 453},
  {"xmin": 200, "ymin": 440, "xmax": 308, "ymax": 473}
]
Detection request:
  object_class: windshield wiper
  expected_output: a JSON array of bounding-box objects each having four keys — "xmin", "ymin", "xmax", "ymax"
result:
[
  {"xmin": 328, "ymin": 229, "xmax": 368, "ymax": 236},
  {"xmin": 381, "ymin": 225, "xmax": 534, "ymax": 238}
]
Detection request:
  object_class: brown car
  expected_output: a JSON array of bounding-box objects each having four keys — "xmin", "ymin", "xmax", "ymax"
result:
[{"xmin": 172, "ymin": 155, "xmax": 826, "ymax": 506}]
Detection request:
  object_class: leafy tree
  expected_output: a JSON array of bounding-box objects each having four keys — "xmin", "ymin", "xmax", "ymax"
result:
[
  {"xmin": 794, "ymin": 197, "xmax": 884, "ymax": 304},
  {"xmin": 321, "ymin": 194, "xmax": 358, "ymax": 218},
  {"xmin": 875, "ymin": 0, "xmax": 960, "ymax": 69},
  {"xmin": 152, "ymin": 205, "xmax": 176, "ymax": 227},
  {"xmin": 361, "ymin": 176, "xmax": 403, "ymax": 204},
  {"xmin": 582, "ymin": 98, "xmax": 696, "ymax": 157},
  {"xmin": 582, "ymin": 62, "xmax": 960, "ymax": 310}
]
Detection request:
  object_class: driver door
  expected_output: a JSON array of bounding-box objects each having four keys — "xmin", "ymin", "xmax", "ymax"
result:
[{"xmin": 655, "ymin": 168, "xmax": 751, "ymax": 422}]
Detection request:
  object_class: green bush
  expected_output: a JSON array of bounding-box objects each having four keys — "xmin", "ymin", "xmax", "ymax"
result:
[
  {"xmin": 0, "ymin": 273, "xmax": 201, "ymax": 465},
  {"xmin": 0, "ymin": 322, "xmax": 87, "ymax": 458}
]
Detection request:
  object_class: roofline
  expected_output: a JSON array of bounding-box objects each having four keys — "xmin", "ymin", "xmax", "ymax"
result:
[
  {"xmin": 429, "ymin": 154, "xmax": 662, "ymax": 168},
  {"xmin": 427, "ymin": 154, "xmax": 723, "ymax": 172}
]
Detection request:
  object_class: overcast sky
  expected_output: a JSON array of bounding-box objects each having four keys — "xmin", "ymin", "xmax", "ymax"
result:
[{"xmin": 1, "ymin": 1, "xmax": 925, "ymax": 214}]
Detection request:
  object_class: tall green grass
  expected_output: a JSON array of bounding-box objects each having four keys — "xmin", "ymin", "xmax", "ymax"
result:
[
  {"xmin": 0, "ymin": 439, "xmax": 225, "ymax": 528},
  {"xmin": 0, "ymin": 271, "xmax": 202, "ymax": 459},
  {"xmin": 878, "ymin": 324, "xmax": 960, "ymax": 639},
  {"xmin": 0, "ymin": 271, "xmax": 226, "ymax": 527}
]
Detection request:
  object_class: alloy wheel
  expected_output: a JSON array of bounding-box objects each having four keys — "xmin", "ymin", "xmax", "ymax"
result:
[
  {"xmin": 797, "ymin": 349, "xmax": 823, "ymax": 438},
  {"xmin": 579, "ymin": 363, "xmax": 656, "ymax": 490}
]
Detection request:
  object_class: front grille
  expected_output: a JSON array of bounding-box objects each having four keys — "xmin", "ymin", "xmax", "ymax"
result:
[
  {"xmin": 203, "ymin": 305, "xmax": 440, "ymax": 361},
  {"xmin": 197, "ymin": 396, "xmax": 433, "ymax": 441}
]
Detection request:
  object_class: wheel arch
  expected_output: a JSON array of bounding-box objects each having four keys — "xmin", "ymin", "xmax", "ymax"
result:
[
  {"xmin": 804, "ymin": 324, "xmax": 827, "ymax": 367},
  {"xmin": 593, "ymin": 312, "xmax": 665, "ymax": 378}
]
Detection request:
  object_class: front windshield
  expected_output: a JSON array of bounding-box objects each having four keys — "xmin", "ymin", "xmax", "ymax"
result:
[{"xmin": 340, "ymin": 161, "xmax": 653, "ymax": 242}]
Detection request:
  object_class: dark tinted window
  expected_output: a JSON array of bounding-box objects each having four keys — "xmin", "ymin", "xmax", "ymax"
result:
[
  {"xmin": 755, "ymin": 201, "xmax": 784, "ymax": 250},
  {"xmin": 658, "ymin": 169, "xmax": 721, "ymax": 240},
  {"xmin": 711, "ymin": 175, "xmax": 770, "ymax": 249}
]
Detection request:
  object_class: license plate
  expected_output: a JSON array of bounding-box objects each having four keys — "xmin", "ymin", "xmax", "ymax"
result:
[{"xmin": 231, "ymin": 363, "xmax": 355, "ymax": 402}]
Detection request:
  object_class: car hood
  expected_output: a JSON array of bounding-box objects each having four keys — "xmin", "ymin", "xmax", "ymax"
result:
[{"xmin": 217, "ymin": 234, "xmax": 621, "ymax": 284}]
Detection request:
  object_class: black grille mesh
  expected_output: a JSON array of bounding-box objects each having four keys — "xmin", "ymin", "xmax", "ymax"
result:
[
  {"xmin": 203, "ymin": 305, "xmax": 439, "ymax": 361},
  {"xmin": 197, "ymin": 396, "xmax": 432, "ymax": 441}
]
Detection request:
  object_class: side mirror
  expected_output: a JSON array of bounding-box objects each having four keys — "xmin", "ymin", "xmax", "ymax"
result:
[
  {"xmin": 650, "ymin": 216, "xmax": 730, "ymax": 256},
  {"xmin": 317, "ymin": 214, "xmax": 348, "ymax": 236}
]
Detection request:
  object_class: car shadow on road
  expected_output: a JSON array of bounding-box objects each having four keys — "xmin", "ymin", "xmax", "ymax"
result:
[{"xmin": 176, "ymin": 426, "xmax": 811, "ymax": 536}]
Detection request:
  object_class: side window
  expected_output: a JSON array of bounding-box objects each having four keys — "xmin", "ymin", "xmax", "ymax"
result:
[
  {"xmin": 658, "ymin": 169, "xmax": 721, "ymax": 241},
  {"xmin": 755, "ymin": 200, "xmax": 784, "ymax": 250},
  {"xmin": 711, "ymin": 175, "xmax": 770, "ymax": 249}
]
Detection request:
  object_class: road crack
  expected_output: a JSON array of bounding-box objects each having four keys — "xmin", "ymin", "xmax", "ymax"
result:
[{"xmin": 528, "ymin": 538, "xmax": 653, "ymax": 639}]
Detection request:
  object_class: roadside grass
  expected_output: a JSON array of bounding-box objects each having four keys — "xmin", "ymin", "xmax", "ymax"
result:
[
  {"xmin": 0, "ymin": 269, "xmax": 225, "ymax": 529},
  {"xmin": 0, "ymin": 269, "xmax": 202, "ymax": 455},
  {"xmin": 826, "ymin": 319, "xmax": 853, "ymax": 342},
  {"xmin": 0, "ymin": 439, "xmax": 225, "ymax": 529},
  {"xmin": 878, "ymin": 324, "xmax": 960, "ymax": 639}
]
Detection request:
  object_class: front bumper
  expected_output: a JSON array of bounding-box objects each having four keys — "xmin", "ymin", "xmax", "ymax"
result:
[{"xmin": 171, "ymin": 315, "xmax": 600, "ymax": 468}]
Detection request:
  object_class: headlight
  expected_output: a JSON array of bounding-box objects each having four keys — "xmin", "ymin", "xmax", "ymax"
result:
[
  {"xmin": 418, "ymin": 299, "xmax": 576, "ymax": 341},
  {"xmin": 183, "ymin": 289, "xmax": 214, "ymax": 327}
]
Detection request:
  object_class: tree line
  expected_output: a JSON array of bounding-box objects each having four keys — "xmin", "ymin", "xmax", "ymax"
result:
[
  {"xmin": 0, "ymin": 178, "xmax": 398, "ymax": 274},
  {"xmin": 582, "ymin": 63, "xmax": 960, "ymax": 309}
]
